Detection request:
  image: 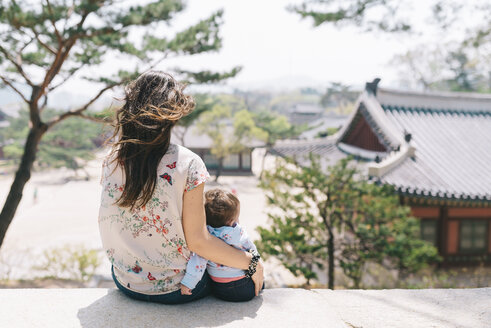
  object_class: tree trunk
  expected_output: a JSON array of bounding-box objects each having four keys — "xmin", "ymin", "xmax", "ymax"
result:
[
  {"xmin": 180, "ymin": 126, "xmax": 189, "ymax": 147},
  {"xmin": 214, "ymin": 158, "xmax": 223, "ymax": 182},
  {"xmin": 0, "ymin": 124, "xmax": 46, "ymax": 248},
  {"xmin": 353, "ymin": 275, "xmax": 360, "ymax": 289},
  {"xmin": 174, "ymin": 126, "xmax": 189, "ymax": 147},
  {"xmin": 259, "ymin": 147, "xmax": 269, "ymax": 180},
  {"xmin": 327, "ymin": 227, "xmax": 335, "ymax": 289}
]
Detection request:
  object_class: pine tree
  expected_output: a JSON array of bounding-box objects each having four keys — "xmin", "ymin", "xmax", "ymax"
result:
[
  {"xmin": 257, "ymin": 154, "xmax": 440, "ymax": 289},
  {"xmin": 252, "ymin": 110, "xmax": 304, "ymax": 179},
  {"xmin": 173, "ymin": 94, "xmax": 215, "ymax": 146},
  {"xmin": 0, "ymin": 0, "xmax": 240, "ymax": 248},
  {"xmin": 2, "ymin": 108, "xmax": 103, "ymax": 176}
]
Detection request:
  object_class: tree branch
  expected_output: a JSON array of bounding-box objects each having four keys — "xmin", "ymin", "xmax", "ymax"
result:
[
  {"xmin": 48, "ymin": 63, "xmax": 86, "ymax": 92},
  {"xmin": 75, "ymin": 27, "xmax": 117, "ymax": 39},
  {"xmin": 63, "ymin": 2, "xmax": 76, "ymax": 33},
  {"xmin": 0, "ymin": 45, "xmax": 34, "ymax": 86},
  {"xmin": 147, "ymin": 52, "xmax": 170, "ymax": 71},
  {"xmin": 0, "ymin": 75, "xmax": 30, "ymax": 104},
  {"xmin": 78, "ymin": 113, "xmax": 112, "ymax": 124},
  {"xmin": 36, "ymin": 39, "xmax": 78, "ymax": 104},
  {"xmin": 47, "ymin": 82, "xmax": 121, "ymax": 128},
  {"xmin": 40, "ymin": 94, "xmax": 48, "ymax": 112},
  {"xmin": 19, "ymin": 36, "xmax": 36, "ymax": 53},
  {"xmin": 29, "ymin": 27, "xmax": 57, "ymax": 55},
  {"xmin": 36, "ymin": 6, "xmax": 93, "ymax": 103},
  {"xmin": 45, "ymin": 0, "xmax": 63, "ymax": 44}
]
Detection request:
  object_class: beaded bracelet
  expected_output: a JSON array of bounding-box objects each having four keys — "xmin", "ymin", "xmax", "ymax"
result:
[{"xmin": 245, "ymin": 249, "xmax": 261, "ymax": 278}]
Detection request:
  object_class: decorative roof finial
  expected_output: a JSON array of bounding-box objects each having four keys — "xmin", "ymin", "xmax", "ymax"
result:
[
  {"xmin": 404, "ymin": 129, "xmax": 412, "ymax": 142},
  {"xmin": 365, "ymin": 78, "xmax": 381, "ymax": 95}
]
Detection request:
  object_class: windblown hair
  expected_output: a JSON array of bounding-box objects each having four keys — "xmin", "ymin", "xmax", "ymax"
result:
[
  {"xmin": 108, "ymin": 71, "xmax": 194, "ymax": 210},
  {"xmin": 204, "ymin": 189, "xmax": 240, "ymax": 228}
]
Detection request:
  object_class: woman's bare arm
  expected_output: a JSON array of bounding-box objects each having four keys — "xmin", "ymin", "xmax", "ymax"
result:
[
  {"xmin": 182, "ymin": 183, "xmax": 251, "ymax": 269},
  {"xmin": 182, "ymin": 183, "xmax": 264, "ymax": 295}
]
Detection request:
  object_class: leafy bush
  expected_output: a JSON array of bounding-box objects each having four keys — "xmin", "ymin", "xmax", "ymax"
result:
[{"xmin": 33, "ymin": 245, "xmax": 102, "ymax": 282}]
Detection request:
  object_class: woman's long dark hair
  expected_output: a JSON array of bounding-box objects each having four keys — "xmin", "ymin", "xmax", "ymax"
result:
[{"xmin": 108, "ymin": 71, "xmax": 194, "ymax": 210}]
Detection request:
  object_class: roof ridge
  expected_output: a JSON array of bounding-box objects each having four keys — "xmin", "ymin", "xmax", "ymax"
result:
[
  {"xmin": 378, "ymin": 87, "xmax": 491, "ymax": 101},
  {"xmin": 382, "ymin": 105, "xmax": 491, "ymax": 115},
  {"xmin": 337, "ymin": 92, "xmax": 405, "ymax": 149},
  {"xmin": 368, "ymin": 144, "xmax": 416, "ymax": 178},
  {"xmin": 377, "ymin": 88, "xmax": 491, "ymax": 112},
  {"xmin": 275, "ymin": 135, "xmax": 338, "ymax": 146}
]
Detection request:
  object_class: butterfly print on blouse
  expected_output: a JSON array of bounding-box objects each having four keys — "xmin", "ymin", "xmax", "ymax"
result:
[
  {"xmin": 160, "ymin": 173, "xmax": 173, "ymax": 185},
  {"xmin": 166, "ymin": 161, "xmax": 176, "ymax": 169},
  {"xmin": 130, "ymin": 262, "xmax": 142, "ymax": 274}
]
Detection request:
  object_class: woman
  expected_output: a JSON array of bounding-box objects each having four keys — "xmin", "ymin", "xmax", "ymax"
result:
[{"xmin": 98, "ymin": 70, "xmax": 264, "ymax": 304}]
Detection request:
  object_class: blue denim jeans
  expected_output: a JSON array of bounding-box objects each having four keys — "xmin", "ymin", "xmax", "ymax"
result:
[
  {"xmin": 111, "ymin": 266, "xmax": 212, "ymax": 304},
  {"xmin": 211, "ymin": 277, "xmax": 265, "ymax": 302}
]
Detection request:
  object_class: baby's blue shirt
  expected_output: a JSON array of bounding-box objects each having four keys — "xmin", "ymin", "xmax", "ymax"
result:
[{"xmin": 180, "ymin": 223, "xmax": 257, "ymax": 289}]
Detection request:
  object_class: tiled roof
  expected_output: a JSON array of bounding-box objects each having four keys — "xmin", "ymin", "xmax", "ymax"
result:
[
  {"xmin": 271, "ymin": 84, "xmax": 491, "ymax": 204},
  {"xmin": 171, "ymin": 125, "xmax": 265, "ymax": 149},
  {"xmin": 379, "ymin": 104, "xmax": 491, "ymax": 202},
  {"xmin": 271, "ymin": 137, "xmax": 349, "ymax": 172},
  {"xmin": 337, "ymin": 93, "xmax": 406, "ymax": 151},
  {"xmin": 299, "ymin": 114, "xmax": 348, "ymax": 139},
  {"xmin": 377, "ymin": 88, "xmax": 491, "ymax": 112}
]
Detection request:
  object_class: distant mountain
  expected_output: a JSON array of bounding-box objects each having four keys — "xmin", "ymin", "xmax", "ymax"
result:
[
  {"xmin": 228, "ymin": 75, "xmax": 326, "ymax": 92},
  {"xmin": 0, "ymin": 76, "xmax": 363, "ymax": 116}
]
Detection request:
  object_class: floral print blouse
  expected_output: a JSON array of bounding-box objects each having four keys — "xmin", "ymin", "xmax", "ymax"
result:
[{"xmin": 98, "ymin": 144, "xmax": 209, "ymax": 295}]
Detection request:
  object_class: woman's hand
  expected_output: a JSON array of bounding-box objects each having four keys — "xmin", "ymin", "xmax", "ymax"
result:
[{"xmin": 251, "ymin": 259, "xmax": 264, "ymax": 296}]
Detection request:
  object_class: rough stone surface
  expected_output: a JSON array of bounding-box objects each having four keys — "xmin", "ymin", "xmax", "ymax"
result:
[
  {"xmin": 315, "ymin": 288, "xmax": 491, "ymax": 328},
  {"xmin": 0, "ymin": 288, "xmax": 346, "ymax": 328},
  {"xmin": 1, "ymin": 288, "xmax": 490, "ymax": 328}
]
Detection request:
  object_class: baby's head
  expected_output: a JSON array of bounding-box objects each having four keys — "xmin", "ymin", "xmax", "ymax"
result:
[{"xmin": 204, "ymin": 189, "xmax": 240, "ymax": 228}]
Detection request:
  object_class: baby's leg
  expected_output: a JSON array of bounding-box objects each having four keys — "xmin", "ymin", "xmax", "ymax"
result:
[{"xmin": 211, "ymin": 277, "xmax": 263, "ymax": 302}]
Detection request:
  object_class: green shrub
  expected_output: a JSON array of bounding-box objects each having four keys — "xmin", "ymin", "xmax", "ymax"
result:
[{"xmin": 33, "ymin": 245, "xmax": 102, "ymax": 282}]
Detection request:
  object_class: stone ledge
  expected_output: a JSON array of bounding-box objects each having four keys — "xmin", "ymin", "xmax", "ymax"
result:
[
  {"xmin": 316, "ymin": 288, "xmax": 491, "ymax": 328},
  {"xmin": 0, "ymin": 288, "xmax": 489, "ymax": 328}
]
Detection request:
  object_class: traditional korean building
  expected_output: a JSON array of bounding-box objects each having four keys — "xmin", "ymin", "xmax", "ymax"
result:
[
  {"xmin": 171, "ymin": 125, "xmax": 261, "ymax": 175},
  {"xmin": 272, "ymin": 79, "xmax": 491, "ymax": 266},
  {"xmin": 286, "ymin": 103, "xmax": 325, "ymax": 125}
]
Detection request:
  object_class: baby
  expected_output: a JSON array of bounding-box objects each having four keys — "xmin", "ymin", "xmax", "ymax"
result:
[{"xmin": 180, "ymin": 188, "xmax": 261, "ymax": 302}]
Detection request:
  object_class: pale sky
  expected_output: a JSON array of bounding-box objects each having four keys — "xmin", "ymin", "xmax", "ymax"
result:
[
  {"xmin": 166, "ymin": 0, "xmax": 402, "ymax": 89},
  {"xmin": 4, "ymin": 0, "xmax": 477, "ymax": 108},
  {"xmin": 152, "ymin": 0, "xmax": 443, "ymax": 90},
  {"xmin": 60, "ymin": 0, "xmax": 444, "ymax": 99}
]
